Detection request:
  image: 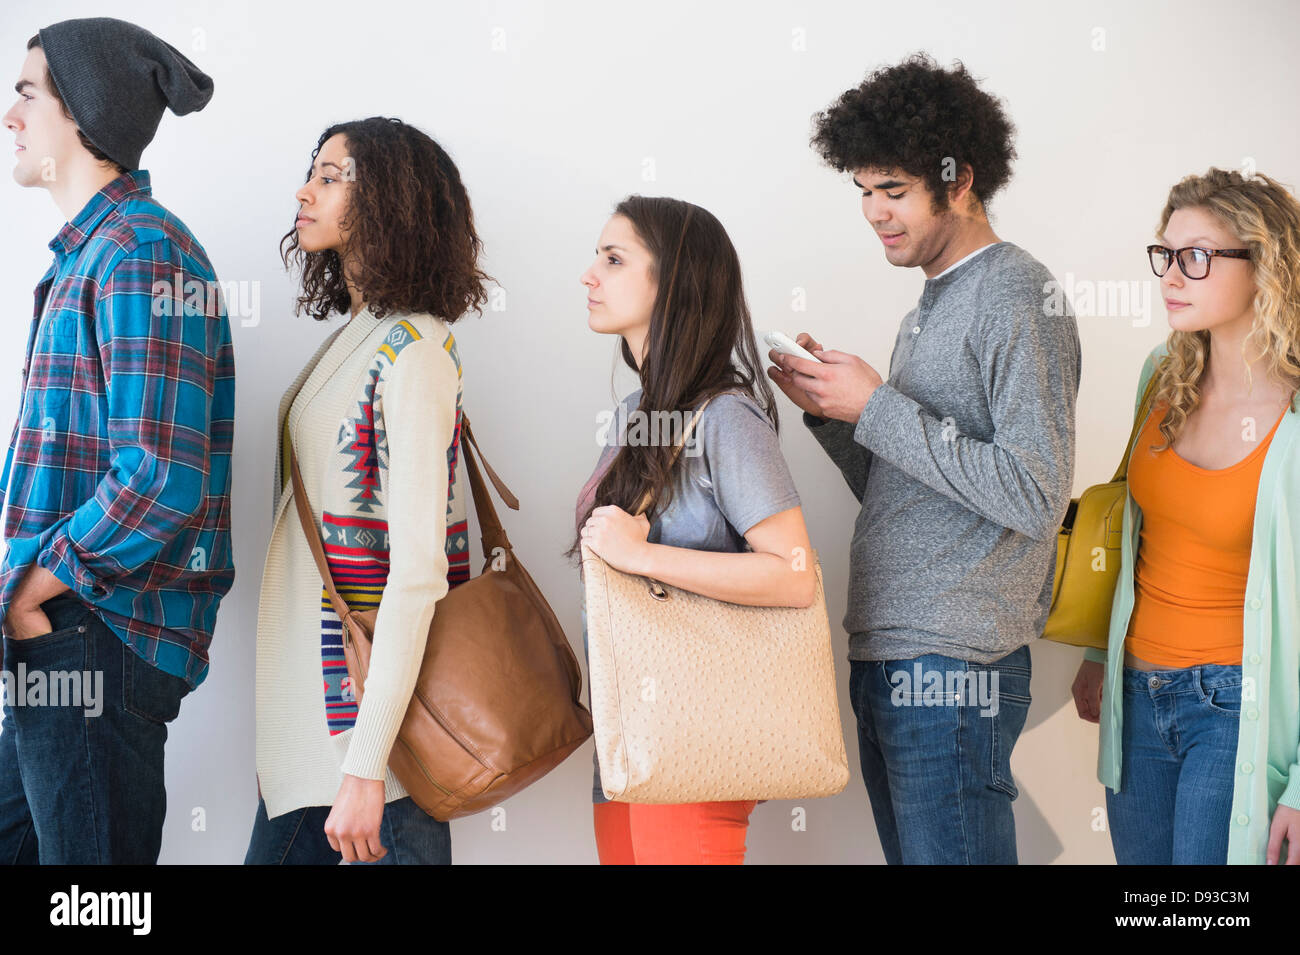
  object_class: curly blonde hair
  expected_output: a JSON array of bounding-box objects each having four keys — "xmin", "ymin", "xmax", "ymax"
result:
[{"xmin": 1149, "ymin": 167, "xmax": 1300, "ymax": 452}]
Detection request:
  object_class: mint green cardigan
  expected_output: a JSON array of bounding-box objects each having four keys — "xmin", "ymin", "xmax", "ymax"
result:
[{"xmin": 1083, "ymin": 342, "xmax": 1300, "ymax": 864}]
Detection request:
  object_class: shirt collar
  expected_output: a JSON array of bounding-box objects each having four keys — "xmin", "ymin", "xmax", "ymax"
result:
[
  {"xmin": 49, "ymin": 169, "xmax": 151, "ymax": 256},
  {"xmin": 925, "ymin": 241, "xmax": 1004, "ymax": 286}
]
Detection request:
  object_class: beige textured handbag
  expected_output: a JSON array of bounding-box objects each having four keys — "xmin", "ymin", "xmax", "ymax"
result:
[{"xmin": 579, "ymin": 393, "xmax": 850, "ymax": 803}]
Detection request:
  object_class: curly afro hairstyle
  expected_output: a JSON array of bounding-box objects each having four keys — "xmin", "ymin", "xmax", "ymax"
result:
[
  {"xmin": 281, "ymin": 116, "xmax": 493, "ymax": 323},
  {"xmin": 810, "ymin": 52, "xmax": 1017, "ymax": 213}
]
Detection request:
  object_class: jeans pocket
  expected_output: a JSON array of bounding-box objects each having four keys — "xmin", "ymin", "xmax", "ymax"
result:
[
  {"xmin": 1200, "ymin": 679, "xmax": 1242, "ymax": 717},
  {"xmin": 879, "ymin": 658, "xmax": 927, "ymax": 707},
  {"xmin": 988, "ymin": 669, "xmax": 1032, "ymax": 800},
  {"xmin": 7, "ymin": 612, "xmax": 91, "ymax": 652},
  {"xmin": 121, "ymin": 643, "xmax": 191, "ymax": 725}
]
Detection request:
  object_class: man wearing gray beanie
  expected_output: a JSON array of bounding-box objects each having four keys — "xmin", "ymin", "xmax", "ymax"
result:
[{"xmin": 0, "ymin": 18, "xmax": 236, "ymax": 864}]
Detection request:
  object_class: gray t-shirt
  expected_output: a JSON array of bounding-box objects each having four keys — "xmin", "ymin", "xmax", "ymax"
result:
[{"xmin": 579, "ymin": 387, "xmax": 802, "ymax": 802}]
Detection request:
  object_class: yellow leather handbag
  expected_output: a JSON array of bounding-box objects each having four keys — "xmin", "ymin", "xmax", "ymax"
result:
[{"xmin": 1042, "ymin": 370, "xmax": 1161, "ymax": 649}]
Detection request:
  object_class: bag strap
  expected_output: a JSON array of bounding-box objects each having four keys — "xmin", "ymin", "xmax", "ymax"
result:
[
  {"xmin": 630, "ymin": 394, "xmax": 718, "ymax": 518},
  {"xmin": 289, "ymin": 411, "xmax": 518, "ymax": 621},
  {"xmin": 1109, "ymin": 362, "xmax": 1163, "ymax": 484}
]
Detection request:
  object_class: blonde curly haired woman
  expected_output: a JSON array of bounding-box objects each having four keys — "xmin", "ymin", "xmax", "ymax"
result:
[{"xmin": 1072, "ymin": 168, "xmax": 1300, "ymax": 865}]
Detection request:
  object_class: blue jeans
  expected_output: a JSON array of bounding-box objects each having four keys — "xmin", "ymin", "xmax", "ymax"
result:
[
  {"xmin": 1104, "ymin": 664, "xmax": 1241, "ymax": 864},
  {"xmin": 0, "ymin": 592, "xmax": 192, "ymax": 864},
  {"xmin": 245, "ymin": 795, "xmax": 452, "ymax": 864},
  {"xmin": 849, "ymin": 644, "xmax": 1032, "ymax": 864}
]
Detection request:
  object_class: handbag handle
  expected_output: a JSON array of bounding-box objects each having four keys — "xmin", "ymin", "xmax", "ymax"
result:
[
  {"xmin": 1108, "ymin": 362, "xmax": 1163, "ymax": 484},
  {"xmin": 289, "ymin": 411, "xmax": 518, "ymax": 624}
]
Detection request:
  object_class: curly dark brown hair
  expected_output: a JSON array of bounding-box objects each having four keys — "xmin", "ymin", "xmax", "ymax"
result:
[
  {"xmin": 280, "ymin": 116, "xmax": 493, "ymax": 322},
  {"xmin": 810, "ymin": 52, "xmax": 1017, "ymax": 213}
]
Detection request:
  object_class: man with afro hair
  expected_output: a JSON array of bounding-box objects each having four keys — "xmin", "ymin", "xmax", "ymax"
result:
[{"xmin": 769, "ymin": 53, "xmax": 1081, "ymax": 865}]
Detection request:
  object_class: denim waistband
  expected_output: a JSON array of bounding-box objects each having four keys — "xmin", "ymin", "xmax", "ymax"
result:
[{"xmin": 1122, "ymin": 662, "xmax": 1242, "ymax": 694}]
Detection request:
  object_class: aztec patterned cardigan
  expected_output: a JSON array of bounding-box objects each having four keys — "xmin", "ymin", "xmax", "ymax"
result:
[{"xmin": 255, "ymin": 308, "xmax": 468, "ymax": 819}]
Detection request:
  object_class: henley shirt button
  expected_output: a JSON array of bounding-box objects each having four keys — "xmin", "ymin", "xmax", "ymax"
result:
[
  {"xmin": 1240, "ymin": 761, "xmax": 1253, "ymax": 774},
  {"xmin": 1235, "ymin": 813, "xmax": 1250, "ymax": 826},
  {"xmin": 912, "ymin": 325, "xmax": 921, "ymax": 334}
]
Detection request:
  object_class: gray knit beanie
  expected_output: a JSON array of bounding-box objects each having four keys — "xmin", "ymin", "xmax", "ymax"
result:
[{"xmin": 37, "ymin": 17, "xmax": 214, "ymax": 170}]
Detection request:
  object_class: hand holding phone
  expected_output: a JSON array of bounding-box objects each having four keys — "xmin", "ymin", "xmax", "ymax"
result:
[
  {"xmin": 765, "ymin": 330, "xmax": 830, "ymax": 418},
  {"xmin": 764, "ymin": 330, "xmax": 823, "ymax": 363}
]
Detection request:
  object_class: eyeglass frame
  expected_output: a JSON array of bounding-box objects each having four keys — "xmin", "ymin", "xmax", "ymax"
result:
[{"xmin": 1146, "ymin": 244, "xmax": 1251, "ymax": 280}]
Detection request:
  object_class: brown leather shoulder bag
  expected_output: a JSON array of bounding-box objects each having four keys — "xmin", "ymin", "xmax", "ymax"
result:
[{"xmin": 289, "ymin": 413, "xmax": 593, "ymax": 820}]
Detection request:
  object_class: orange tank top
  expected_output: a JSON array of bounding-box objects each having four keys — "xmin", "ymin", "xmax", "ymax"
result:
[{"xmin": 1124, "ymin": 400, "xmax": 1283, "ymax": 666}]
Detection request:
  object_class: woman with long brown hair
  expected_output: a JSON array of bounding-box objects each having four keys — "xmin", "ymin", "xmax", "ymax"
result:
[
  {"xmin": 572, "ymin": 196, "xmax": 816, "ymax": 864},
  {"xmin": 1072, "ymin": 168, "xmax": 1300, "ymax": 865},
  {"xmin": 246, "ymin": 117, "xmax": 490, "ymax": 864}
]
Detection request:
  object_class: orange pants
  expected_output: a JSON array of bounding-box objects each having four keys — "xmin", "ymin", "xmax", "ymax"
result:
[{"xmin": 593, "ymin": 799, "xmax": 758, "ymax": 865}]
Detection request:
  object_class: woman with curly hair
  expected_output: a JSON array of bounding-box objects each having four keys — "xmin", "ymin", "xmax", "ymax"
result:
[
  {"xmin": 245, "ymin": 117, "xmax": 491, "ymax": 864},
  {"xmin": 572, "ymin": 196, "xmax": 815, "ymax": 864},
  {"xmin": 1072, "ymin": 168, "xmax": 1300, "ymax": 865}
]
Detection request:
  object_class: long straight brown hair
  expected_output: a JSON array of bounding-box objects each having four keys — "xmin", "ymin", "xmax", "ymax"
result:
[{"xmin": 567, "ymin": 195, "xmax": 777, "ymax": 561}]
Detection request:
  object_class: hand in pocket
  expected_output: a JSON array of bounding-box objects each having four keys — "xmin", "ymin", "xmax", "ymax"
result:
[{"xmin": 2, "ymin": 605, "xmax": 54, "ymax": 641}]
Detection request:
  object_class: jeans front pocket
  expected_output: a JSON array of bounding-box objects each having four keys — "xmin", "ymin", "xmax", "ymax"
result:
[
  {"xmin": 1198, "ymin": 673, "xmax": 1242, "ymax": 718},
  {"xmin": 8, "ymin": 621, "xmax": 88, "ymax": 652},
  {"xmin": 7, "ymin": 597, "xmax": 93, "ymax": 652},
  {"xmin": 879, "ymin": 657, "xmax": 931, "ymax": 708}
]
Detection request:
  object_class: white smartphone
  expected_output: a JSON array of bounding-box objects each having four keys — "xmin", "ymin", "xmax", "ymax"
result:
[{"xmin": 764, "ymin": 330, "xmax": 823, "ymax": 363}]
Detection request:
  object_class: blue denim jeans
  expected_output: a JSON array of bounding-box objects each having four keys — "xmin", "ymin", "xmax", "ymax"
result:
[
  {"xmin": 0, "ymin": 591, "xmax": 192, "ymax": 864},
  {"xmin": 245, "ymin": 794, "xmax": 451, "ymax": 864},
  {"xmin": 1104, "ymin": 663, "xmax": 1241, "ymax": 864},
  {"xmin": 848, "ymin": 644, "xmax": 1032, "ymax": 864}
]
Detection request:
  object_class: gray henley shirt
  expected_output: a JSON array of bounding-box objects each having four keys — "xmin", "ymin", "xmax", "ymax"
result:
[{"xmin": 804, "ymin": 241, "xmax": 1081, "ymax": 664}]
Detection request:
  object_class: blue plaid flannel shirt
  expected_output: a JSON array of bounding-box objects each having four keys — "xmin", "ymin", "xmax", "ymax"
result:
[{"xmin": 0, "ymin": 170, "xmax": 236, "ymax": 689}]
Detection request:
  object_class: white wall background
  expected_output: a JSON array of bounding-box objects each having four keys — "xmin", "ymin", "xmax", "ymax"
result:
[{"xmin": 1, "ymin": 0, "xmax": 1296, "ymax": 864}]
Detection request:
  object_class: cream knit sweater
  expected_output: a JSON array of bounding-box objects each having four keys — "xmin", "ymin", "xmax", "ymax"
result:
[{"xmin": 255, "ymin": 307, "xmax": 467, "ymax": 819}]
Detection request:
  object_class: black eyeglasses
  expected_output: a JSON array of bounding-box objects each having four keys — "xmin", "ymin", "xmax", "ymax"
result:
[{"xmin": 1147, "ymin": 245, "xmax": 1250, "ymax": 280}]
